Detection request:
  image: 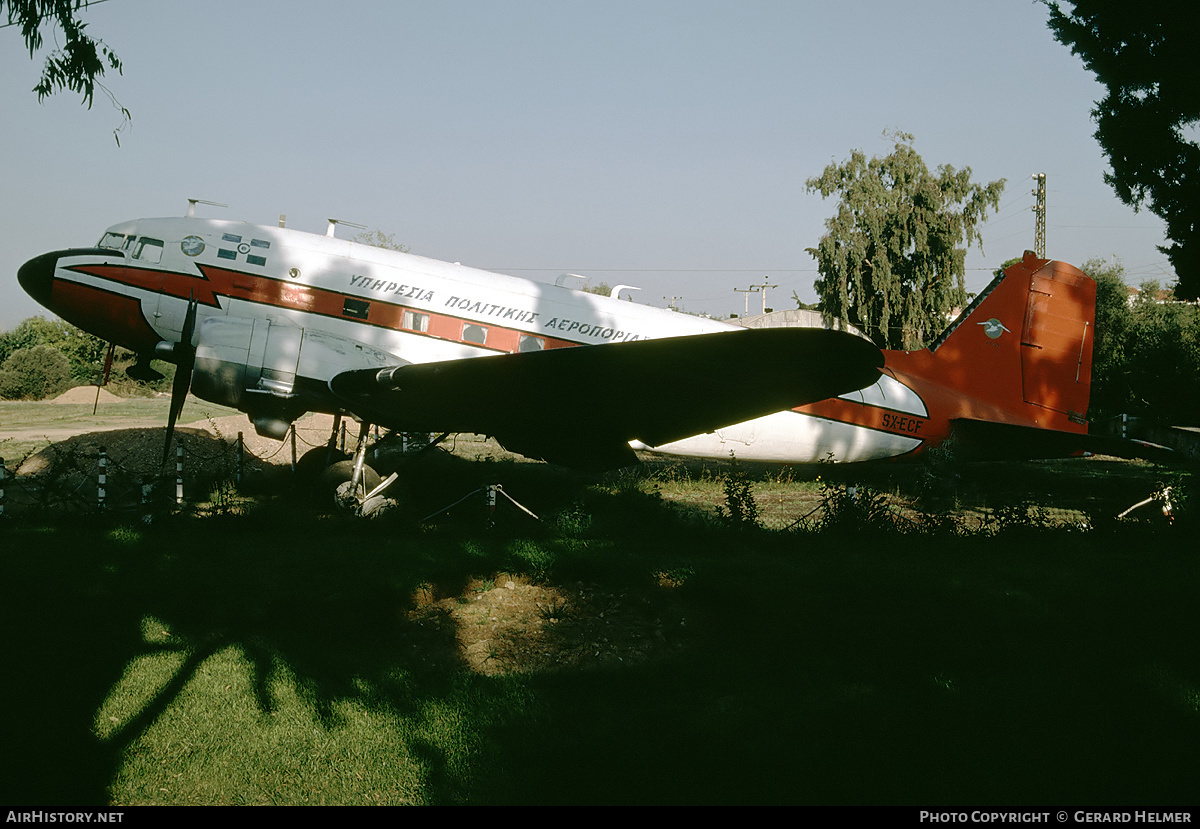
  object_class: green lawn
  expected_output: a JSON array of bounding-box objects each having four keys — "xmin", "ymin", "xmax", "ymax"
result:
[{"xmin": 1, "ymin": 475, "xmax": 1196, "ymax": 806}]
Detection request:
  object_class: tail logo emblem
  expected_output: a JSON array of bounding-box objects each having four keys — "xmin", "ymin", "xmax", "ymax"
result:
[{"xmin": 979, "ymin": 318, "xmax": 1010, "ymax": 339}]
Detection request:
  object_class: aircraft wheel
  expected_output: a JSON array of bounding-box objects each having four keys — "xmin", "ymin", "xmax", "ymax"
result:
[
  {"xmin": 360, "ymin": 494, "xmax": 399, "ymax": 519},
  {"xmin": 318, "ymin": 460, "xmax": 383, "ymax": 510},
  {"xmin": 295, "ymin": 447, "xmax": 350, "ymax": 480}
]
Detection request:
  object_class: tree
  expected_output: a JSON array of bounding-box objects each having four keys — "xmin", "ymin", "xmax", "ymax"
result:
[
  {"xmin": 4, "ymin": 0, "xmax": 129, "ymax": 139},
  {"xmin": 1077, "ymin": 257, "xmax": 1200, "ymax": 422},
  {"xmin": 806, "ymin": 132, "xmax": 1005, "ymax": 350},
  {"xmin": 1079, "ymin": 257, "xmax": 1135, "ymax": 415},
  {"xmin": 350, "ymin": 229, "xmax": 410, "ymax": 253},
  {"xmin": 0, "ymin": 315, "xmax": 107, "ymax": 383},
  {"xmin": 1123, "ymin": 281, "xmax": 1200, "ymax": 422},
  {"xmin": 1045, "ymin": 1, "xmax": 1200, "ymax": 299},
  {"xmin": 0, "ymin": 344, "xmax": 70, "ymax": 400}
]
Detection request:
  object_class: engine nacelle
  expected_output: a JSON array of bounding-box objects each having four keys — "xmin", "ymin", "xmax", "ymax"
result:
[{"xmin": 189, "ymin": 316, "xmax": 402, "ymax": 436}]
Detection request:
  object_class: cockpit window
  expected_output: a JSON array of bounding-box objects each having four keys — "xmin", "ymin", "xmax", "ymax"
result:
[
  {"xmin": 98, "ymin": 232, "xmax": 127, "ymax": 250},
  {"xmin": 133, "ymin": 237, "xmax": 164, "ymax": 264}
]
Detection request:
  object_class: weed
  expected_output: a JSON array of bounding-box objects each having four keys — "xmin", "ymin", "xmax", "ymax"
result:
[
  {"xmin": 505, "ymin": 539, "xmax": 554, "ymax": 581},
  {"xmin": 915, "ymin": 436, "xmax": 963, "ymax": 514},
  {"xmin": 652, "ymin": 565, "xmax": 695, "ymax": 589},
  {"xmin": 714, "ymin": 457, "xmax": 761, "ymax": 529},
  {"xmin": 983, "ymin": 497, "xmax": 1052, "ymax": 534},
  {"xmin": 811, "ymin": 482, "xmax": 897, "ymax": 535},
  {"xmin": 552, "ymin": 501, "xmax": 593, "ymax": 537},
  {"xmin": 539, "ymin": 600, "xmax": 570, "ymax": 621}
]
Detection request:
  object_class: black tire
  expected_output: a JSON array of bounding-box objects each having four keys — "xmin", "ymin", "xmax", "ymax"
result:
[
  {"xmin": 295, "ymin": 446, "xmax": 350, "ymax": 480},
  {"xmin": 317, "ymin": 460, "xmax": 383, "ymax": 499}
]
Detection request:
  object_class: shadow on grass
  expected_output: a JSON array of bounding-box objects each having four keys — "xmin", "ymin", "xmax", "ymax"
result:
[{"xmin": 1, "ymin": 458, "xmax": 1197, "ymax": 805}]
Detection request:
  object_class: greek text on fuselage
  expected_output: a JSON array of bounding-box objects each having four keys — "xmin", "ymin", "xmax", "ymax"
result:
[{"xmin": 349, "ymin": 274, "xmax": 434, "ymax": 302}]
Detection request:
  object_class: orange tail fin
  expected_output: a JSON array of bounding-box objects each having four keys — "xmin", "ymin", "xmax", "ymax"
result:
[{"xmin": 892, "ymin": 251, "xmax": 1095, "ymax": 434}]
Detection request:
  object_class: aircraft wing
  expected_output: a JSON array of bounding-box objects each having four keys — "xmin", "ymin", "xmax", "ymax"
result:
[{"xmin": 329, "ymin": 327, "xmax": 883, "ymax": 470}]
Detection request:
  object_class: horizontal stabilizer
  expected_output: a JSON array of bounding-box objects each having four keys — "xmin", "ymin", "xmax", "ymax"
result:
[
  {"xmin": 331, "ymin": 328, "xmax": 883, "ymax": 470},
  {"xmin": 950, "ymin": 418, "xmax": 1179, "ymax": 465}
]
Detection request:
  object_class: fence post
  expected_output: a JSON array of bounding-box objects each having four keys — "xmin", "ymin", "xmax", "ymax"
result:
[
  {"xmin": 98, "ymin": 447, "xmax": 107, "ymax": 512},
  {"xmin": 485, "ymin": 484, "xmax": 497, "ymax": 528},
  {"xmin": 236, "ymin": 432, "xmax": 244, "ymax": 487},
  {"xmin": 141, "ymin": 477, "xmax": 154, "ymax": 524},
  {"xmin": 0, "ymin": 457, "xmax": 6, "ymax": 518},
  {"xmin": 175, "ymin": 445, "xmax": 184, "ymax": 505}
]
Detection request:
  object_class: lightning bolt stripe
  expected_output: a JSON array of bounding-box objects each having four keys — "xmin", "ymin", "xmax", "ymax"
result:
[{"xmin": 61, "ymin": 260, "xmax": 580, "ymax": 354}]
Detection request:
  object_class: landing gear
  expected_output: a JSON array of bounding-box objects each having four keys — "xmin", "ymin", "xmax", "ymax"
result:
[{"xmin": 302, "ymin": 414, "xmax": 450, "ymax": 517}]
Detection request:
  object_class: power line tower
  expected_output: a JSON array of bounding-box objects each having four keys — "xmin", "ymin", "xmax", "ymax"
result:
[{"xmin": 1032, "ymin": 172, "xmax": 1046, "ymax": 257}]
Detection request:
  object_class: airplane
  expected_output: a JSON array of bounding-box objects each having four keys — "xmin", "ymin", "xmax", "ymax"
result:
[{"xmin": 16, "ymin": 203, "xmax": 1101, "ymax": 508}]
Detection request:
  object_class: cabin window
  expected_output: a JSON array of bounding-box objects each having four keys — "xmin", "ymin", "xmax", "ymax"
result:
[
  {"xmin": 518, "ymin": 334, "xmax": 545, "ymax": 352},
  {"xmin": 462, "ymin": 323, "xmax": 488, "ymax": 345},
  {"xmin": 402, "ymin": 310, "xmax": 430, "ymax": 333},
  {"xmin": 343, "ymin": 297, "xmax": 370, "ymax": 320},
  {"xmin": 133, "ymin": 237, "xmax": 164, "ymax": 264}
]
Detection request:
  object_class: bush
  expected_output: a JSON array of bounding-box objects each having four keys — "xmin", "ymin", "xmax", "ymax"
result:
[{"xmin": 0, "ymin": 345, "xmax": 71, "ymax": 399}]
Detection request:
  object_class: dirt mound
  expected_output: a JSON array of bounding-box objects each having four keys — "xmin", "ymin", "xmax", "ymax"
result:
[
  {"xmin": 50, "ymin": 386, "xmax": 123, "ymax": 405},
  {"xmin": 15, "ymin": 426, "xmax": 273, "ymax": 483},
  {"xmin": 11, "ymin": 412, "xmax": 377, "ymax": 491}
]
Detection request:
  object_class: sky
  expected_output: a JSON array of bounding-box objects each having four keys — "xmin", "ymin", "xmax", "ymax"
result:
[{"xmin": 0, "ymin": 0, "xmax": 1179, "ymax": 330}]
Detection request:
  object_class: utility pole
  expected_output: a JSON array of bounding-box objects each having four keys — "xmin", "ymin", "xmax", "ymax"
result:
[
  {"xmin": 1032, "ymin": 173, "xmax": 1046, "ymax": 257},
  {"xmin": 663, "ymin": 296, "xmax": 683, "ymax": 312},
  {"xmin": 733, "ymin": 285, "xmax": 760, "ymax": 316},
  {"xmin": 750, "ymin": 276, "xmax": 774, "ymax": 314}
]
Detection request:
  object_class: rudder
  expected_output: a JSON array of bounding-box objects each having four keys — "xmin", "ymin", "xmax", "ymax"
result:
[{"xmin": 925, "ymin": 250, "xmax": 1095, "ymax": 430}]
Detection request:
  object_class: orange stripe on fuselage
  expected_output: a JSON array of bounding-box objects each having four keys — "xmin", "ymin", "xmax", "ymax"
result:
[{"xmin": 65, "ymin": 261, "xmax": 581, "ymax": 354}]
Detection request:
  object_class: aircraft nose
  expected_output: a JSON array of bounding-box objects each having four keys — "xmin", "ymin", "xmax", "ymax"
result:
[{"xmin": 17, "ymin": 252, "xmax": 58, "ymax": 307}]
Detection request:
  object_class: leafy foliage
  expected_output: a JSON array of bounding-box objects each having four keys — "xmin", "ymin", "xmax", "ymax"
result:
[
  {"xmin": 1079, "ymin": 259, "xmax": 1200, "ymax": 421},
  {"xmin": 0, "ymin": 344, "xmax": 71, "ymax": 399},
  {"xmin": 4, "ymin": 0, "xmax": 130, "ymax": 140},
  {"xmin": 1045, "ymin": 1, "xmax": 1200, "ymax": 299},
  {"xmin": 806, "ymin": 132, "xmax": 1005, "ymax": 349},
  {"xmin": 715, "ymin": 462, "xmax": 761, "ymax": 529},
  {"xmin": 0, "ymin": 316, "xmax": 107, "ymax": 384},
  {"xmin": 351, "ymin": 229, "xmax": 410, "ymax": 253},
  {"xmin": 811, "ymin": 482, "xmax": 896, "ymax": 535}
]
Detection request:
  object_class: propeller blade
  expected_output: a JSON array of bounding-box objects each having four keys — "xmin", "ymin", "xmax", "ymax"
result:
[{"xmin": 162, "ymin": 295, "xmax": 199, "ymax": 466}]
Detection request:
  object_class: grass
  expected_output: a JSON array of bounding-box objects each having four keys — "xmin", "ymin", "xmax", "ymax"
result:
[
  {"xmin": 0, "ymin": 400, "xmax": 1196, "ymax": 805},
  {"xmin": 0, "ymin": 396, "xmax": 239, "ymax": 461},
  {"xmin": 1, "ymin": 457, "xmax": 1197, "ymax": 806}
]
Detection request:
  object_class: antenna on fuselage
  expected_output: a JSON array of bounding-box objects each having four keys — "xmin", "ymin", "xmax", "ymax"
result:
[
  {"xmin": 327, "ymin": 219, "xmax": 366, "ymax": 238},
  {"xmin": 186, "ymin": 198, "xmax": 228, "ymax": 218}
]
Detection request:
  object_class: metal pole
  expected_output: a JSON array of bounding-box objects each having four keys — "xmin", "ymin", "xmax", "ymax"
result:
[
  {"xmin": 98, "ymin": 448, "xmax": 107, "ymax": 512},
  {"xmin": 289, "ymin": 425, "xmax": 298, "ymax": 474},
  {"xmin": 0, "ymin": 458, "xmax": 6, "ymax": 518},
  {"xmin": 176, "ymin": 445, "xmax": 184, "ymax": 505},
  {"xmin": 1032, "ymin": 173, "xmax": 1046, "ymax": 257},
  {"xmin": 236, "ymin": 431, "xmax": 244, "ymax": 487}
]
